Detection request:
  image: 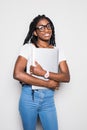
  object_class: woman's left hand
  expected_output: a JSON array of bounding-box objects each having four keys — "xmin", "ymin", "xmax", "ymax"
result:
[{"xmin": 30, "ymin": 61, "xmax": 45, "ymax": 76}]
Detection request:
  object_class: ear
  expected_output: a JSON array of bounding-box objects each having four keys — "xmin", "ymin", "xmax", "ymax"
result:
[{"xmin": 33, "ymin": 31, "xmax": 37, "ymax": 36}]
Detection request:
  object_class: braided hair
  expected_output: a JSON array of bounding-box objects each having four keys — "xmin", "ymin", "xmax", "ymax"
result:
[{"xmin": 23, "ymin": 15, "xmax": 56, "ymax": 46}]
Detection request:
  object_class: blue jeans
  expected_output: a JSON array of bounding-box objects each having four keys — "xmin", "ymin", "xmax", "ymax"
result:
[{"xmin": 19, "ymin": 84, "xmax": 58, "ymax": 130}]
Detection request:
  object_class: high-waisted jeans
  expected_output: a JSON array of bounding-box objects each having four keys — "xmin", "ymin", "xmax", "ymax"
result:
[{"xmin": 19, "ymin": 84, "xmax": 58, "ymax": 130}]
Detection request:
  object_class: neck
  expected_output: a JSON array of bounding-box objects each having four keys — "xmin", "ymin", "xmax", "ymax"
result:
[{"xmin": 36, "ymin": 41, "xmax": 50, "ymax": 48}]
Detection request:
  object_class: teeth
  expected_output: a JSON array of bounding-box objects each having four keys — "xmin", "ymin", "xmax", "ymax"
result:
[{"xmin": 44, "ymin": 34, "xmax": 50, "ymax": 36}]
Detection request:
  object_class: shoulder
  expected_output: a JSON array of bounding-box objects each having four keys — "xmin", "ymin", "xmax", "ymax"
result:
[
  {"xmin": 20, "ymin": 43, "xmax": 35, "ymax": 49},
  {"xmin": 55, "ymin": 45, "xmax": 66, "ymax": 63},
  {"xmin": 19, "ymin": 43, "xmax": 35, "ymax": 60},
  {"xmin": 20, "ymin": 43, "xmax": 36, "ymax": 52}
]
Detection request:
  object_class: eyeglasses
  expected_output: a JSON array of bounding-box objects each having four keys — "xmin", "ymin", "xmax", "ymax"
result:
[{"xmin": 36, "ymin": 23, "xmax": 52, "ymax": 32}]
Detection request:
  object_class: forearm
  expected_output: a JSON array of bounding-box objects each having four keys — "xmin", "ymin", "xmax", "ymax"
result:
[
  {"xmin": 39, "ymin": 69, "xmax": 70, "ymax": 82},
  {"xmin": 13, "ymin": 56, "xmax": 58, "ymax": 89},
  {"xmin": 13, "ymin": 71, "xmax": 48, "ymax": 87},
  {"xmin": 13, "ymin": 71, "xmax": 59, "ymax": 89},
  {"xmin": 48, "ymin": 71, "xmax": 70, "ymax": 82}
]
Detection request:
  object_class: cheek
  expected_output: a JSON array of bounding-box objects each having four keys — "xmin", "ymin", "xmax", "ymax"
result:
[
  {"xmin": 38, "ymin": 33, "xmax": 44, "ymax": 37},
  {"xmin": 50, "ymin": 32, "xmax": 52, "ymax": 36}
]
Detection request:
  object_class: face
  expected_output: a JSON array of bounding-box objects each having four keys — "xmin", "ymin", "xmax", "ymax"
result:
[{"xmin": 34, "ymin": 18, "xmax": 52, "ymax": 42}]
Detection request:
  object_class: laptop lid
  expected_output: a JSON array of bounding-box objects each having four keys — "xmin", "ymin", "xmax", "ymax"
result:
[{"xmin": 31, "ymin": 47, "xmax": 59, "ymax": 89}]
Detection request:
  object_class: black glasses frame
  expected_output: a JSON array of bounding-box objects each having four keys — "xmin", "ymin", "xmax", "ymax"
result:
[{"xmin": 36, "ymin": 23, "xmax": 52, "ymax": 32}]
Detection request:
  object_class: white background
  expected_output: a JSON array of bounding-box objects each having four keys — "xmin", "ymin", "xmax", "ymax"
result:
[{"xmin": 0, "ymin": 0, "xmax": 87, "ymax": 130}]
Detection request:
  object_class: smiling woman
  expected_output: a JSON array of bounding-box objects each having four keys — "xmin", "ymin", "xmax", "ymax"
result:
[{"xmin": 13, "ymin": 14, "xmax": 70, "ymax": 130}]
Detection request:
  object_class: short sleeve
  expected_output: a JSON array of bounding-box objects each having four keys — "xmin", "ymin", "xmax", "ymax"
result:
[
  {"xmin": 58, "ymin": 47, "xmax": 66, "ymax": 63},
  {"xmin": 19, "ymin": 44, "xmax": 31, "ymax": 60}
]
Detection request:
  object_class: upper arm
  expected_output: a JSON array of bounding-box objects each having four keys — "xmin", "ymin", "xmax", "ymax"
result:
[
  {"xmin": 13, "ymin": 56, "xmax": 27, "ymax": 74},
  {"xmin": 59, "ymin": 60, "xmax": 70, "ymax": 75}
]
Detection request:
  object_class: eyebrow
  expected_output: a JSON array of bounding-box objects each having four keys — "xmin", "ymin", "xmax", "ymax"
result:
[{"xmin": 37, "ymin": 22, "xmax": 50, "ymax": 26}]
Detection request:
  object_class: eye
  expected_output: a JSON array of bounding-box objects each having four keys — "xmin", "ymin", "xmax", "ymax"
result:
[
  {"xmin": 36, "ymin": 23, "xmax": 52, "ymax": 32},
  {"xmin": 38, "ymin": 26, "xmax": 44, "ymax": 30},
  {"xmin": 47, "ymin": 23, "xmax": 52, "ymax": 29},
  {"xmin": 36, "ymin": 25, "xmax": 45, "ymax": 31}
]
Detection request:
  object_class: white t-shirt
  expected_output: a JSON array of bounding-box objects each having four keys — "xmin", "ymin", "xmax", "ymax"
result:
[{"xmin": 19, "ymin": 43, "xmax": 66, "ymax": 89}]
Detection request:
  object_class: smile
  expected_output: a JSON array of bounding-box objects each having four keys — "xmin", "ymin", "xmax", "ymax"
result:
[{"xmin": 44, "ymin": 33, "xmax": 50, "ymax": 36}]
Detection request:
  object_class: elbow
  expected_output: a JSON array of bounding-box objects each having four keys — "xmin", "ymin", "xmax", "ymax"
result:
[
  {"xmin": 61, "ymin": 72, "xmax": 70, "ymax": 83},
  {"xmin": 13, "ymin": 70, "xmax": 20, "ymax": 80},
  {"xmin": 66, "ymin": 77, "xmax": 70, "ymax": 83},
  {"xmin": 65, "ymin": 74, "xmax": 70, "ymax": 82}
]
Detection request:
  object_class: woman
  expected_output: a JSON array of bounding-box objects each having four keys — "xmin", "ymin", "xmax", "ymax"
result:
[{"xmin": 13, "ymin": 14, "xmax": 70, "ymax": 130}]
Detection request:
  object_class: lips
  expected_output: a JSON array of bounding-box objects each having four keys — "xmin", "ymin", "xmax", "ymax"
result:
[{"xmin": 44, "ymin": 33, "xmax": 50, "ymax": 37}]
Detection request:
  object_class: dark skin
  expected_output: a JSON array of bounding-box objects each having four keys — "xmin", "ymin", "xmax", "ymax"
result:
[{"xmin": 13, "ymin": 18, "xmax": 70, "ymax": 89}]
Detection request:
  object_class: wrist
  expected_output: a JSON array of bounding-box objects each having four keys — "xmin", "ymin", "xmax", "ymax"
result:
[
  {"xmin": 44, "ymin": 71, "xmax": 49, "ymax": 79},
  {"xmin": 40, "ymin": 70, "xmax": 46, "ymax": 77}
]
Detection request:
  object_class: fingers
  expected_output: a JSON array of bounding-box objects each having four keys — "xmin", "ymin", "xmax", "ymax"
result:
[
  {"xmin": 30, "ymin": 61, "xmax": 41, "ymax": 75},
  {"xmin": 30, "ymin": 71, "xmax": 33, "ymax": 75},
  {"xmin": 30, "ymin": 67, "xmax": 32, "ymax": 74},
  {"xmin": 30, "ymin": 65, "xmax": 33, "ymax": 74}
]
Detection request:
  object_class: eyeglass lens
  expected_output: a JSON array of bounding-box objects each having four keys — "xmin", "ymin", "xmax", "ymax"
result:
[{"xmin": 36, "ymin": 23, "xmax": 52, "ymax": 31}]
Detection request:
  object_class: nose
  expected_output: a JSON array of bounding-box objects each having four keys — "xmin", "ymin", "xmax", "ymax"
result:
[{"xmin": 44, "ymin": 27, "xmax": 49, "ymax": 32}]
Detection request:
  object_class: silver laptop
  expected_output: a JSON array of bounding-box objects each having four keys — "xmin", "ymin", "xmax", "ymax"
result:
[{"xmin": 31, "ymin": 47, "xmax": 59, "ymax": 89}]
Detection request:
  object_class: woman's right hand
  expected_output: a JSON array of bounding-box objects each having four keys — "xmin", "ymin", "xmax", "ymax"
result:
[{"xmin": 47, "ymin": 80, "xmax": 60, "ymax": 89}]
